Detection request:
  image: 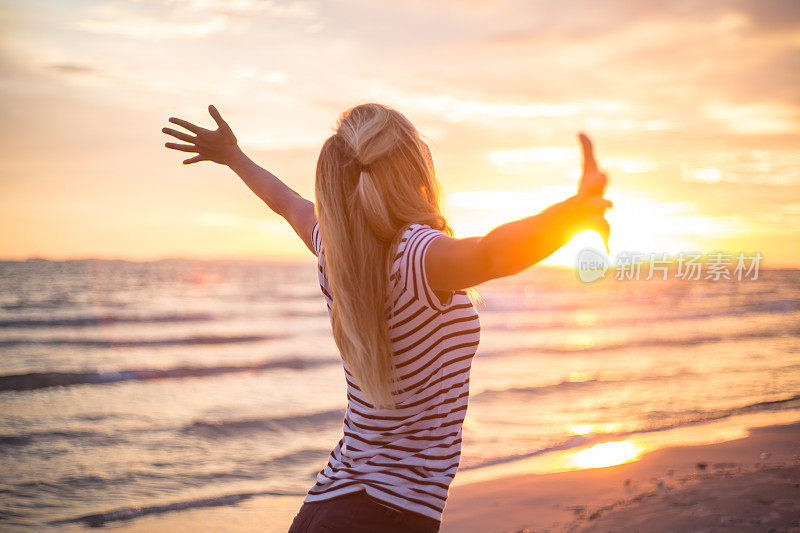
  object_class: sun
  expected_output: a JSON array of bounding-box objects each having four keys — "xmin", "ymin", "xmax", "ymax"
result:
[{"xmin": 446, "ymin": 187, "xmax": 731, "ymax": 268}]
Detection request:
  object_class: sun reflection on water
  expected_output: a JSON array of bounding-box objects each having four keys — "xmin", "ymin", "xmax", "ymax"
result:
[
  {"xmin": 571, "ymin": 440, "xmax": 642, "ymax": 469},
  {"xmin": 573, "ymin": 311, "xmax": 598, "ymax": 327},
  {"xmin": 566, "ymin": 334, "xmax": 596, "ymax": 349},
  {"xmin": 567, "ymin": 371, "xmax": 591, "ymax": 382}
]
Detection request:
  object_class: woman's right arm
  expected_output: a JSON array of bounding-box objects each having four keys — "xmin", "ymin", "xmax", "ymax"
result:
[
  {"xmin": 225, "ymin": 150, "xmax": 317, "ymax": 254},
  {"xmin": 426, "ymin": 133, "xmax": 612, "ymax": 291},
  {"xmin": 163, "ymin": 105, "xmax": 317, "ymax": 254}
]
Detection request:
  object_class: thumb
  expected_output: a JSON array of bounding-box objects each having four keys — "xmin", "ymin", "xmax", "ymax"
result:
[
  {"xmin": 586, "ymin": 213, "xmax": 610, "ymax": 254},
  {"xmin": 578, "ymin": 132, "xmax": 598, "ymax": 176},
  {"xmin": 208, "ymin": 105, "xmax": 230, "ymax": 132}
]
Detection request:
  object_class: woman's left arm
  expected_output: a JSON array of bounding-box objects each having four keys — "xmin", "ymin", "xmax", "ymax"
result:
[{"xmin": 163, "ymin": 105, "xmax": 317, "ymax": 254}]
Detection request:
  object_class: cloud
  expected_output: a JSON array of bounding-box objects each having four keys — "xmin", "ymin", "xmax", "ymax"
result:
[
  {"xmin": 729, "ymin": 0, "xmax": 800, "ymax": 32},
  {"xmin": 390, "ymin": 0, "xmax": 800, "ymax": 135},
  {"xmin": 681, "ymin": 150, "xmax": 800, "ymax": 186},
  {"xmin": 72, "ymin": 0, "xmax": 319, "ymax": 40},
  {"xmin": 47, "ymin": 63, "xmax": 98, "ymax": 74},
  {"xmin": 232, "ymin": 66, "xmax": 290, "ymax": 85},
  {"xmin": 74, "ymin": 14, "xmax": 228, "ymax": 39},
  {"xmin": 149, "ymin": 0, "xmax": 317, "ymax": 19},
  {"xmin": 703, "ymin": 102, "xmax": 800, "ymax": 135}
]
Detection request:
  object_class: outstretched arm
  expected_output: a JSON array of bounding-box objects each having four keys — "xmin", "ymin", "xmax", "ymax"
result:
[
  {"xmin": 426, "ymin": 133, "xmax": 612, "ymax": 291},
  {"xmin": 225, "ymin": 151, "xmax": 317, "ymax": 254},
  {"xmin": 162, "ymin": 106, "xmax": 317, "ymax": 254}
]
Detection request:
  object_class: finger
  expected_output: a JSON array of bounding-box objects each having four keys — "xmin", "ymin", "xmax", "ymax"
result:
[
  {"xmin": 588, "ymin": 214, "xmax": 611, "ymax": 253},
  {"xmin": 165, "ymin": 142, "xmax": 199, "ymax": 153},
  {"xmin": 208, "ymin": 105, "xmax": 230, "ymax": 131},
  {"xmin": 578, "ymin": 132, "xmax": 598, "ymax": 175},
  {"xmin": 168, "ymin": 117, "xmax": 206, "ymax": 135},
  {"xmin": 162, "ymin": 127, "xmax": 196, "ymax": 143},
  {"xmin": 183, "ymin": 155, "xmax": 204, "ymax": 165},
  {"xmin": 582, "ymin": 196, "xmax": 613, "ymax": 214},
  {"xmin": 594, "ymin": 198, "xmax": 613, "ymax": 211},
  {"xmin": 597, "ymin": 171, "xmax": 608, "ymax": 190}
]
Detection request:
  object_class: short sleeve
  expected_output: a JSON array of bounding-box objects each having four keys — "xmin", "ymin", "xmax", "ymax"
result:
[
  {"xmin": 393, "ymin": 224, "xmax": 454, "ymax": 312},
  {"xmin": 311, "ymin": 222, "xmax": 323, "ymax": 257}
]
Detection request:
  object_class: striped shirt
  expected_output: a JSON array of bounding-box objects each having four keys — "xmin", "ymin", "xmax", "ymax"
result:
[{"xmin": 305, "ymin": 222, "xmax": 481, "ymax": 522}]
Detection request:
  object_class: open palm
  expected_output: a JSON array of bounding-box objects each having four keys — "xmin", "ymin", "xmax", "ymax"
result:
[{"xmin": 162, "ymin": 105, "xmax": 239, "ymax": 165}]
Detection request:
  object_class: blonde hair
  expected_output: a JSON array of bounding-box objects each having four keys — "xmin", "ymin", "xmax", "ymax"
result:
[{"xmin": 315, "ymin": 103, "xmax": 453, "ymax": 409}]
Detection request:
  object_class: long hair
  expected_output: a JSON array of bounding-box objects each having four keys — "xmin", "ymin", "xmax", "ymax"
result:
[{"xmin": 315, "ymin": 103, "xmax": 452, "ymax": 409}]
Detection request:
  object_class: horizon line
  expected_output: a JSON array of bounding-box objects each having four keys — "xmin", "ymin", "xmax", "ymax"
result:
[{"xmin": 2, "ymin": 255, "xmax": 799, "ymax": 270}]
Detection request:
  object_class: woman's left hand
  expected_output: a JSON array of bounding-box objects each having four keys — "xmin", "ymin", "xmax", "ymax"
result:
[
  {"xmin": 162, "ymin": 105, "xmax": 241, "ymax": 166},
  {"xmin": 577, "ymin": 133, "xmax": 608, "ymax": 199},
  {"xmin": 575, "ymin": 132, "xmax": 612, "ymax": 252}
]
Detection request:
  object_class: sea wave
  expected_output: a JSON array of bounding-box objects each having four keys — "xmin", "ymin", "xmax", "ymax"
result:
[
  {"xmin": 475, "ymin": 363, "xmax": 800, "ymax": 399},
  {"xmin": 2, "ymin": 321, "xmax": 795, "ymax": 393},
  {"xmin": 489, "ymin": 298, "xmax": 800, "ymax": 331},
  {"xmin": 10, "ymin": 327, "xmax": 770, "ymax": 351},
  {"xmin": 0, "ymin": 333, "xmax": 281, "ymax": 349},
  {"xmin": 0, "ymin": 311, "xmax": 215, "ymax": 328},
  {"xmin": 41, "ymin": 448, "xmax": 329, "ymax": 527},
  {"xmin": 181, "ymin": 409, "xmax": 346, "ymax": 438},
  {"xmin": 0, "ymin": 356, "xmax": 335, "ymax": 392},
  {"xmin": 0, "ymin": 429, "xmax": 117, "ymax": 448},
  {"xmin": 475, "ymin": 376, "xmax": 646, "ymax": 398},
  {"xmin": 48, "ymin": 488, "xmax": 308, "ymax": 527},
  {"xmin": 11, "ymin": 448, "xmax": 326, "ymax": 495},
  {"xmin": 460, "ymin": 393, "xmax": 800, "ymax": 470},
  {"xmin": 479, "ymin": 326, "xmax": 800, "ymax": 358}
]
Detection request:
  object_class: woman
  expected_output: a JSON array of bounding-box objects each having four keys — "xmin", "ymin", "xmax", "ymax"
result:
[{"xmin": 163, "ymin": 103, "xmax": 611, "ymax": 532}]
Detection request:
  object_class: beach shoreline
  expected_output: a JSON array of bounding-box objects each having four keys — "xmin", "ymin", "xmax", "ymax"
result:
[
  {"xmin": 96, "ymin": 416, "xmax": 800, "ymax": 533},
  {"xmin": 441, "ymin": 419, "xmax": 800, "ymax": 532}
]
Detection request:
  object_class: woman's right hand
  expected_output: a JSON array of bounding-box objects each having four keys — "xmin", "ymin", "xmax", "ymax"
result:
[{"xmin": 162, "ymin": 105, "xmax": 241, "ymax": 166}]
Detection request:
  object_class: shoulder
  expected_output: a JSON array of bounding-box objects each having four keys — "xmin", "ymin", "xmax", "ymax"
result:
[
  {"xmin": 391, "ymin": 223, "xmax": 457, "ymax": 310},
  {"xmin": 404, "ymin": 223, "xmax": 449, "ymax": 244},
  {"xmin": 395, "ymin": 224, "xmax": 448, "ymax": 263}
]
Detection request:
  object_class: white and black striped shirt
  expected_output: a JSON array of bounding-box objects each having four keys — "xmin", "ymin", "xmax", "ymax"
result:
[{"xmin": 305, "ymin": 222, "xmax": 481, "ymax": 522}]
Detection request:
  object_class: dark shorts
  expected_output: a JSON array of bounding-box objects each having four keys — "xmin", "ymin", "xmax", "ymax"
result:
[{"xmin": 287, "ymin": 490, "xmax": 441, "ymax": 533}]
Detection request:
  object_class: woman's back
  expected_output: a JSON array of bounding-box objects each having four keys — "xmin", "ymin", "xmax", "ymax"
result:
[
  {"xmin": 164, "ymin": 103, "xmax": 611, "ymax": 532},
  {"xmin": 305, "ymin": 222, "xmax": 481, "ymax": 521}
]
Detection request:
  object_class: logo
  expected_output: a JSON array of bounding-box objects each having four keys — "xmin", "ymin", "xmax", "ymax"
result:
[{"xmin": 576, "ymin": 247, "xmax": 609, "ymax": 283}]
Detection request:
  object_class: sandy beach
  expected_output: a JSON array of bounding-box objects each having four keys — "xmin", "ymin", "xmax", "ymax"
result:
[
  {"xmin": 441, "ymin": 420, "xmax": 800, "ymax": 532},
  {"xmin": 102, "ymin": 418, "xmax": 800, "ymax": 533}
]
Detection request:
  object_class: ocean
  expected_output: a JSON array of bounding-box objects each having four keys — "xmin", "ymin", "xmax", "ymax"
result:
[{"xmin": 1, "ymin": 258, "xmax": 798, "ymax": 530}]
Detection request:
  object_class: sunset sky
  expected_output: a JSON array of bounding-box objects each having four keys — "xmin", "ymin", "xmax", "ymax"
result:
[{"xmin": 1, "ymin": 0, "xmax": 798, "ymax": 266}]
